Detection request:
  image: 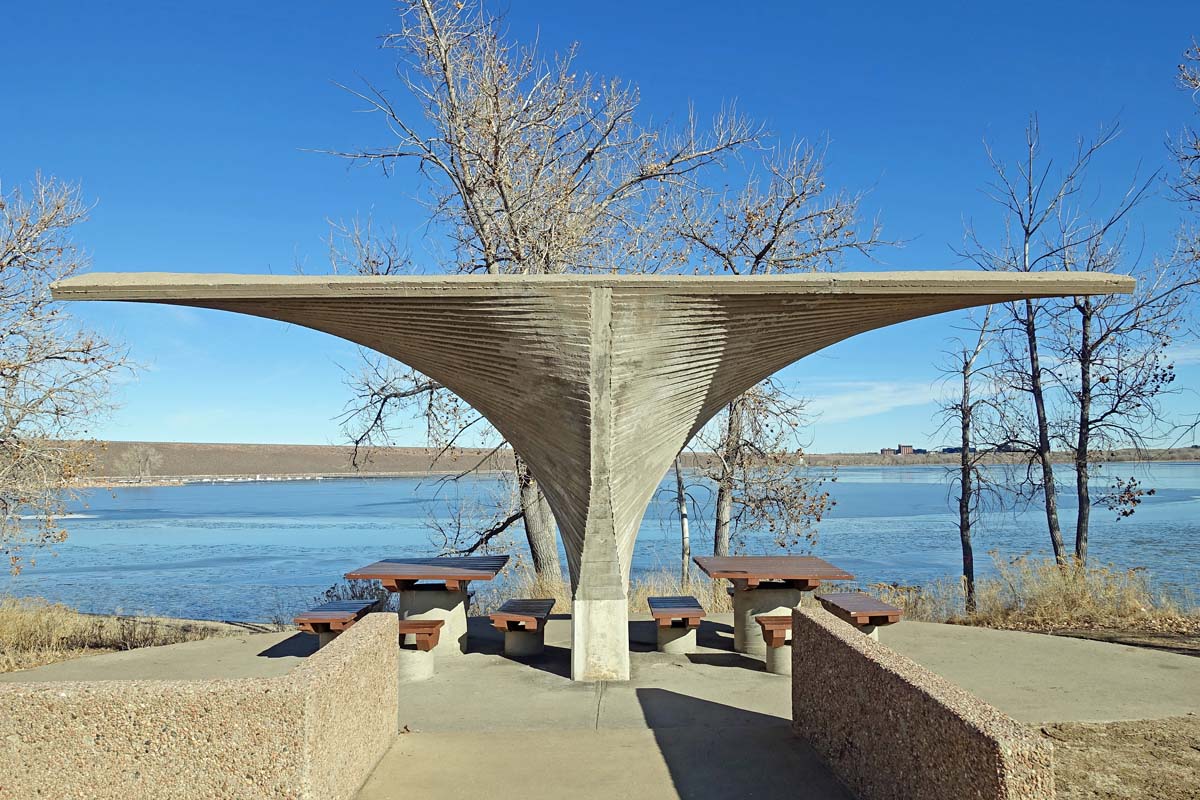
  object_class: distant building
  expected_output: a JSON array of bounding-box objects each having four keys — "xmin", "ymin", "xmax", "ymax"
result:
[
  {"xmin": 880, "ymin": 447, "xmax": 897, "ymax": 456},
  {"xmin": 898, "ymin": 444, "xmax": 914, "ymax": 455}
]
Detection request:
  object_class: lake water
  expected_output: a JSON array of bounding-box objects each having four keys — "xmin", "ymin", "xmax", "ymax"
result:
[{"xmin": 3, "ymin": 463, "xmax": 1197, "ymax": 621}]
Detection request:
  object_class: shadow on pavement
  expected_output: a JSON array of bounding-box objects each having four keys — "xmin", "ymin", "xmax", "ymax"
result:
[
  {"xmin": 466, "ymin": 615, "xmax": 572, "ymax": 678},
  {"xmin": 256, "ymin": 633, "xmax": 318, "ymax": 659},
  {"xmin": 636, "ymin": 688, "xmax": 852, "ymax": 799}
]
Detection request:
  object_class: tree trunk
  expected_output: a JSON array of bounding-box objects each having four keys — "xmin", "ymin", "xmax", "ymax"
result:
[
  {"xmin": 1023, "ymin": 300, "xmax": 1067, "ymax": 563},
  {"xmin": 1074, "ymin": 301, "xmax": 1093, "ymax": 564},
  {"xmin": 959, "ymin": 364, "xmax": 977, "ymax": 614},
  {"xmin": 516, "ymin": 457, "xmax": 562, "ymax": 579},
  {"xmin": 674, "ymin": 456, "xmax": 690, "ymax": 587},
  {"xmin": 713, "ymin": 398, "xmax": 743, "ymax": 557}
]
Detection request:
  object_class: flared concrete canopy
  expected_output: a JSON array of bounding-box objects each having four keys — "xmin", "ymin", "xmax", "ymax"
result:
[{"xmin": 53, "ymin": 270, "xmax": 1133, "ymax": 681}]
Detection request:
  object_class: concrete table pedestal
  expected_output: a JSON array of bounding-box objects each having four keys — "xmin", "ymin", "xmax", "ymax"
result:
[
  {"xmin": 732, "ymin": 585, "xmax": 803, "ymax": 656},
  {"xmin": 398, "ymin": 584, "xmax": 470, "ymax": 657},
  {"xmin": 397, "ymin": 647, "xmax": 435, "ymax": 682},
  {"xmin": 765, "ymin": 643, "xmax": 792, "ymax": 675},
  {"xmin": 656, "ymin": 624, "xmax": 698, "ymax": 654}
]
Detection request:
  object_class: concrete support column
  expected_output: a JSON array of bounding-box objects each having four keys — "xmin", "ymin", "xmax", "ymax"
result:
[
  {"xmin": 732, "ymin": 585, "xmax": 803, "ymax": 656},
  {"xmin": 571, "ymin": 597, "xmax": 629, "ymax": 680},
  {"xmin": 317, "ymin": 630, "xmax": 336, "ymax": 649},
  {"xmin": 656, "ymin": 624, "xmax": 697, "ymax": 654},
  {"xmin": 862, "ymin": 625, "xmax": 879, "ymax": 641},
  {"xmin": 397, "ymin": 585, "xmax": 469, "ymax": 656}
]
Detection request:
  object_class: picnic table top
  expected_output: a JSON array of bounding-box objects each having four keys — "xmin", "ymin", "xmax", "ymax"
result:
[
  {"xmin": 646, "ymin": 596, "xmax": 706, "ymax": 619},
  {"xmin": 293, "ymin": 600, "xmax": 376, "ymax": 624},
  {"xmin": 692, "ymin": 555, "xmax": 854, "ymax": 583},
  {"xmin": 345, "ymin": 555, "xmax": 510, "ymax": 583},
  {"xmin": 816, "ymin": 591, "xmax": 902, "ymax": 624}
]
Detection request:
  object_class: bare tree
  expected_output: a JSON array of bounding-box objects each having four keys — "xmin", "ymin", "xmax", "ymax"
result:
[
  {"xmin": 1, "ymin": 175, "xmax": 127, "ymax": 573},
  {"xmin": 960, "ymin": 119, "xmax": 1149, "ymax": 563},
  {"xmin": 116, "ymin": 443, "xmax": 164, "ymax": 483},
  {"xmin": 329, "ymin": 0, "xmax": 757, "ymax": 578},
  {"xmin": 935, "ymin": 309, "xmax": 1004, "ymax": 613},
  {"xmin": 1173, "ymin": 41, "xmax": 1200, "ymax": 205},
  {"xmin": 669, "ymin": 142, "xmax": 880, "ymax": 554},
  {"xmin": 1046, "ymin": 229, "xmax": 1199, "ymax": 562}
]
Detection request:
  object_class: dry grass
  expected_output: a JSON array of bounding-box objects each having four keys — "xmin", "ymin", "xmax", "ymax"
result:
[
  {"xmin": 0, "ymin": 596, "xmax": 230, "ymax": 673},
  {"xmin": 866, "ymin": 554, "xmax": 1200, "ymax": 635}
]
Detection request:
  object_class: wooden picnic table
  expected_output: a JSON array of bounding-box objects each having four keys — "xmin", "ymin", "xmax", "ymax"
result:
[
  {"xmin": 345, "ymin": 555, "xmax": 510, "ymax": 656},
  {"xmin": 693, "ymin": 555, "xmax": 854, "ymax": 656},
  {"xmin": 345, "ymin": 555, "xmax": 510, "ymax": 592},
  {"xmin": 692, "ymin": 555, "xmax": 854, "ymax": 591}
]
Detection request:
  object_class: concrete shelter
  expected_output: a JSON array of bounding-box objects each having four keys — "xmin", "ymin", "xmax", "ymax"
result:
[{"xmin": 52, "ymin": 270, "xmax": 1133, "ymax": 681}]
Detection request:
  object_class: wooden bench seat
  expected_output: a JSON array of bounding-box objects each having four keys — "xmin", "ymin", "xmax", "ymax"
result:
[
  {"xmin": 647, "ymin": 595, "xmax": 706, "ymax": 628},
  {"xmin": 294, "ymin": 600, "xmax": 377, "ymax": 647},
  {"xmin": 815, "ymin": 591, "xmax": 902, "ymax": 639},
  {"xmin": 754, "ymin": 614, "xmax": 793, "ymax": 675},
  {"xmin": 754, "ymin": 615, "xmax": 792, "ymax": 648},
  {"xmin": 397, "ymin": 618, "xmax": 445, "ymax": 652},
  {"xmin": 489, "ymin": 599, "xmax": 555, "ymax": 632},
  {"xmin": 489, "ymin": 599, "xmax": 555, "ymax": 657},
  {"xmin": 648, "ymin": 596, "xmax": 705, "ymax": 653}
]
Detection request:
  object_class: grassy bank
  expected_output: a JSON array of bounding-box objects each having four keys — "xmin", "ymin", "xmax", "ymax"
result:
[{"xmin": 0, "ymin": 597, "xmax": 232, "ymax": 673}]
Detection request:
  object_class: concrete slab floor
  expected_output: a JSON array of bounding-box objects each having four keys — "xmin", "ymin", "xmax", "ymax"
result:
[{"xmin": 0, "ymin": 629, "xmax": 310, "ymax": 682}]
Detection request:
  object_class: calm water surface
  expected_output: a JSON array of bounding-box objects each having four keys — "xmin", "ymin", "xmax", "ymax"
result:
[{"xmin": 3, "ymin": 463, "xmax": 1197, "ymax": 620}]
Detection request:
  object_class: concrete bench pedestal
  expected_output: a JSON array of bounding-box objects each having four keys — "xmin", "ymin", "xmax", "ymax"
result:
[
  {"xmin": 656, "ymin": 623, "xmax": 698, "ymax": 654},
  {"xmin": 764, "ymin": 642, "xmax": 792, "ymax": 675},
  {"xmin": 397, "ymin": 647, "xmax": 435, "ymax": 682}
]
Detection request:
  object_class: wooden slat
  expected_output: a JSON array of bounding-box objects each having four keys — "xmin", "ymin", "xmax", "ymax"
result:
[
  {"xmin": 693, "ymin": 556, "xmax": 854, "ymax": 584},
  {"xmin": 647, "ymin": 596, "xmax": 706, "ymax": 628},
  {"xmin": 754, "ymin": 614, "xmax": 792, "ymax": 648},
  {"xmin": 397, "ymin": 618, "xmax": 445, "ymax": 652},
  {"xmin": 293, "ymin": 600, "xmax": 376, "ymax": 633},
  {"xmin": 816, "ymin": 592, "xmax": 903, "ymax": 626},
  {"xmin": 490, "ymin": 598, "xmax": 555, "ymax": 632},
  {"xmin": 346, "ymin": 555, "xmax": 510, "ymax": 590}
]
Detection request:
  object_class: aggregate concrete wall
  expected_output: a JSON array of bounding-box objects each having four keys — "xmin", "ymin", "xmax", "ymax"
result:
[
  {"xmin": 0, "ymin": 613, "xmax": 398, "ymax": 800},
  {"xmin": 791, "ymin": 608, "xmax": 1053, "ymax": 800}
]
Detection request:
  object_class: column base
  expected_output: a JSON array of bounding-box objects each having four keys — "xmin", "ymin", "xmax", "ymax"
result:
[
  {"xmin": 571, "ymin": 598, "xmax": 630, "ymax": 681},
  {"xmin": 861, "ymin": 624, "xmax": 879, "ymax": 641}
]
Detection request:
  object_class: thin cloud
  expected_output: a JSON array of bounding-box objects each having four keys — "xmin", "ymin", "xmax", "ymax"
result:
[{"xmin": 805, "ymin": 380, "xmax": 940, "ymax": 423}]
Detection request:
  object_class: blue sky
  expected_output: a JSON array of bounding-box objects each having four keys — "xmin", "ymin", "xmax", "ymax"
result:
[{"xmin": 5, "ymin": 1, "xmax": 1198, "ymax": 452}]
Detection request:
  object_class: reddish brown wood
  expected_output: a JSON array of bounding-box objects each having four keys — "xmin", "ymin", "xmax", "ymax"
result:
[
  {"xmin": 693, "ymin": 556, "xmax": 854, "ymax": 589},
  {"xmin": 755, "ymin": 615, "xmax": 792, "ymax": 648},
  {"xmin": 346, "ymin": 556, "xmax": 510, "ymax": 592},
  {"xmin": 647, "ymin": 596, "xmax": 706, "ymax": 628},
  {"xmin": 294, "ymin": 600, "xmax": 376, "ymax": 634},
  {"xmin": 489, "ymin": 599, "xmax": 555, "ymax": 632},
  {"xmin": 397, "ymin": 619, "xmax": 445, "ymax": 651},
  {"xmin": 816, "ymin": 591, "xmax": 903, "ymax": 627}
]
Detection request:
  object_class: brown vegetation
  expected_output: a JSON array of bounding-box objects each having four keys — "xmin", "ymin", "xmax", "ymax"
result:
[
  {"xmin": 867, "ymin": 555, "xmax": 1199, "ymax": 652},
  {"xmin": 0, "ymin": 596, "xmax": 232, "ymax": 673},
  {"xmin": 1041, "ymin": 716, "xmax": 1200, "ymax": 800}
]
